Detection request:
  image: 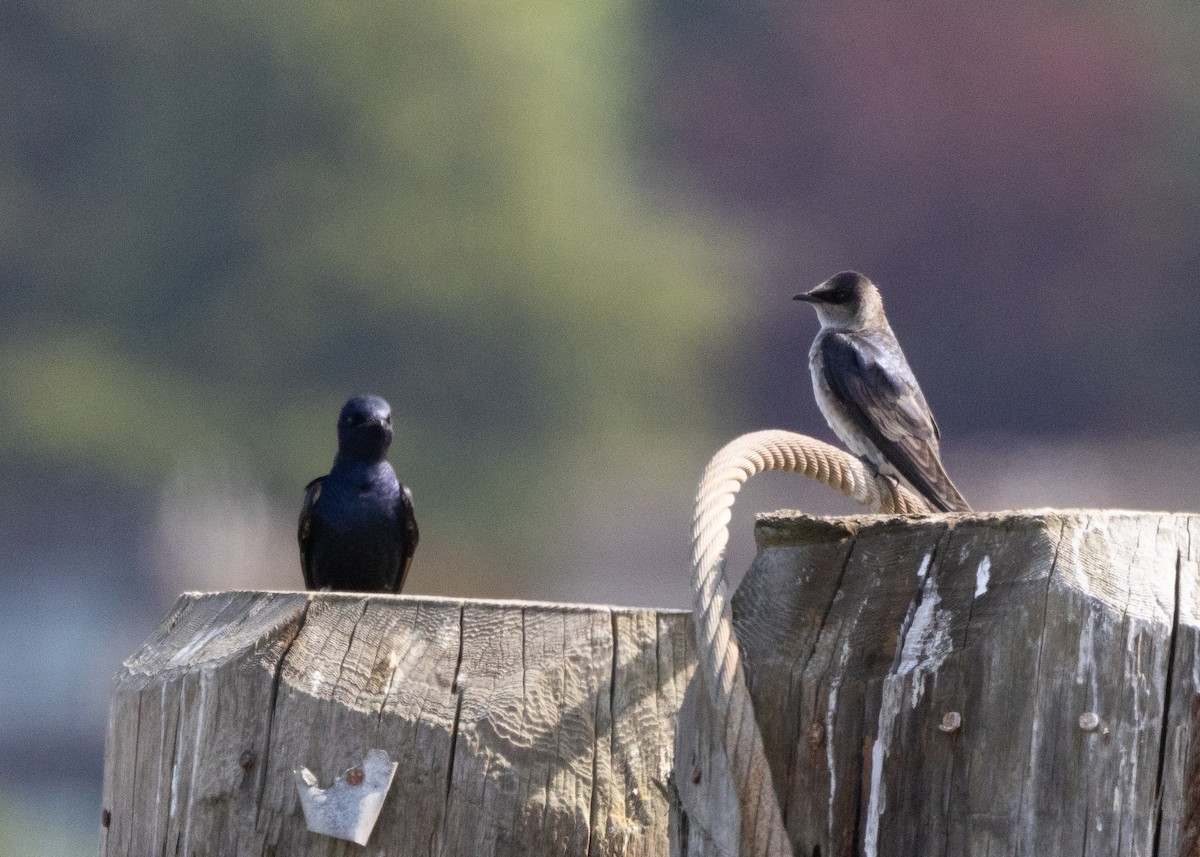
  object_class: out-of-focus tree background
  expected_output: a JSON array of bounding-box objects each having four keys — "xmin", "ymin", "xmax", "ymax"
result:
[{"xmin": 2, "ymin": 0, "xmax": 1199, "ymax": 851}]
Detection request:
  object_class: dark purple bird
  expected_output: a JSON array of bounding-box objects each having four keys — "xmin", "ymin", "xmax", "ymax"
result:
[{"xmin": 299, "ymin": 395, "xmax": 419, "ymax": 592}]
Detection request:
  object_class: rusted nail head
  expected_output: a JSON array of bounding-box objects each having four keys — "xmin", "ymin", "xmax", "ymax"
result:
[
  {"xmin": 938, "ymin": 711, "xmax": 962, "ymax": 733},
  {"xmin": 239, "ymin": 750, "xmax": 256, "ymax": 771},
  {"xmin": 807, "ymin": 722, "xmax": 824, "ymax": 748},
  {"xmin": 101, "ymin": 808, "xmax": 111, "ymax": 828},
  {"xmin": 691, "ymin": 768, "xmax": 702, "ymax": 785},
  {"xmin": 346, "ymin": 766, "xmax": 365, "ymax": 786},
  {"xmin": 1079, "ymin": 712, "xmax": 1101, "ymax": 732}
]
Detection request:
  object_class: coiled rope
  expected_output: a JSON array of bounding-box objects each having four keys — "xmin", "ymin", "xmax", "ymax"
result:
[{"xmin": 690, "ymin": 430, "xmax": 927, "ymax": 856}]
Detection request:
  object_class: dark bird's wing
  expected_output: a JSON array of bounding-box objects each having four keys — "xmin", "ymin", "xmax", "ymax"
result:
[
  {"xmin": 821, "ymin": 332, "xmax": 971, "ymax": 513},
  {"xmin": 298, "ymin": 476, "xmax": 325, "ymax": 590},
  {"xmin": 392, "ymin": 484, "xmax": 419, "ymax": 594}
]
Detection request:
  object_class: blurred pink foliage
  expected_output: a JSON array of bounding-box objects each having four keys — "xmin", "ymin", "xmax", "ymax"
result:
[{"xmin": 652, "ymin": 0, "xmax": 1198, "ymax": 438}]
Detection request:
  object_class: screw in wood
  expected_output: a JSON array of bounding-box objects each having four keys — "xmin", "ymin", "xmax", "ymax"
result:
[
  {"xmin": 239, "ymin": 750, "xmax": 257, "ymax": 771},
  {"xmin": 1078, "ymin": 712, "xmax": 1102, "ymax": 732},
  {"xmin": 346, "ymin": 766, "xmax": 365, "ymax": 786},
  {"xmin": 938, "ymin": 711, "xmax": 962, "ymax": 733},
  {"xmin": 807, "ymin": 722, "xmax": 824, "ymax": 748}
]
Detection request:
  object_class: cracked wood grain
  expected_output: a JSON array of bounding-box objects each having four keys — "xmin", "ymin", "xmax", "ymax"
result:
[
  {"xmin": 674, "ymin": 510, "xmax": 1200, "ymax": 857},
  {"xmin": 101, "ymin": 593, "xmax": 694, "ymax": 856}
]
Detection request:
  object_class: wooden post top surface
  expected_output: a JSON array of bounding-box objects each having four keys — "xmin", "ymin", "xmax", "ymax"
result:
[{"xmin": 118, "ymin": 588, "xmax": 691, "ymax": 680}]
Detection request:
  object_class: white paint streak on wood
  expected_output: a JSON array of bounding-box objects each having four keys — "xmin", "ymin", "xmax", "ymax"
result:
[
  {"xmin": 865, "ymin": 574, "xmax": 950, "ymax": 855},
  {"xmin": 898, "ymin": 580, "xmax": 952, "ymax": 708},
  {"xmin": 974, "ymin": 555, "xmax": 991, "ymax": 598},
  {"xmin": 179, "ymin": 669, "xmax": 207, "ymax": 857},
  {"xmin": 825, "ymin": 682, "xmax": 838, "ymax": 835},
  {"xmin": 863, "ymin": 681, "xmax": 903, "ymax": 857},
  {"xmin": 168, "ymin": 753, "xmax": 179, "ymax": 819},
  {"xmin": 917, "ymin": 552, "xmax": 932, "ymax": 579},
  {"xmin": 1074, "ymin": 612, "xmax": 1099, "ymax": 709},
  {"xmin": 155, "ymin": 684, "xmax": 167, "ymax": 819}
]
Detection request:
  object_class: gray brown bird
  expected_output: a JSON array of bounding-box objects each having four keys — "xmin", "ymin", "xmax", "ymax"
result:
[
  {"xmin": 794, "ymin": 271, "xmax": 971, "ymax": 513},
  {"xmin": 299, "ymin": 395, "xmax": 419, "ymax": 591}
]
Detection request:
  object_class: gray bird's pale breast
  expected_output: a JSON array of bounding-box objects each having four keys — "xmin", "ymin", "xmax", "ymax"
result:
[{"xmin": 808, "ymin": 335, "xmax": 876, "ymax": 461}]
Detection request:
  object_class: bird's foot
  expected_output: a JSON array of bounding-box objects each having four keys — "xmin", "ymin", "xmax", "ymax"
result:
[{"xmin": 859, "ymin": 456, "xmax": 902, "ymax": 491}]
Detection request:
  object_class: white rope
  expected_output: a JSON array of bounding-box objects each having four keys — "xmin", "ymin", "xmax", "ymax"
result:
[{"xmin": 690, "ymin": 430, "xmax": 927, "ymax": 856}]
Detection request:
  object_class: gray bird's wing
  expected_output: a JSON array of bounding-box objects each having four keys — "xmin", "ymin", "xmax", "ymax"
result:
[
  {"xmin": 821, "ymin": 332, "xmax": 970, "ymax": 513},
  {"xmin": 298, "ymin": 476, "xmax": 325, "ymax": 590},
  {"xmin": 392, "ymin": 484, "xmax": 419, "ymax": 594}
]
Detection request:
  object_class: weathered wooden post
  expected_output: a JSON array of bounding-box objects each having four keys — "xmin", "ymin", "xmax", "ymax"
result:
[
  {"xmin": 675, "ymin": 510, "xmax": 1200, "ymax": 857},
  {"xmin": 100, "ymin": 593, "xmax": 694, "ymax": 855},
  {"xmin": 100, "ymin": 510, "xmax": 1200, "ymax": 855}
]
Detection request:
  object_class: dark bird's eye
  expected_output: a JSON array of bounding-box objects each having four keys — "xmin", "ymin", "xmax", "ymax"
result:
[
  {"xmin": 348, "ymin": 413, "xmax": 365, "ymax": 426},
  {"xmin": 822, "ymin": 290, "xmax": 852, "ymax": 305}
]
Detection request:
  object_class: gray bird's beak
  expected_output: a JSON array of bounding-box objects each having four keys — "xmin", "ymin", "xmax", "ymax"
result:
[{"xmin": 793, "ymin": 292, "xmax": 821, "ymax": 303}]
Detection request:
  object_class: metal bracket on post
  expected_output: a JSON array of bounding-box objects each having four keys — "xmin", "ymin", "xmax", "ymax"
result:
[{"xmin": 293, "ymin": 749, "xmax": 399, "ymax": 845}]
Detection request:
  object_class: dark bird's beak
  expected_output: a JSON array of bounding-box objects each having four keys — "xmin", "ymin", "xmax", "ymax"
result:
[{"xmin": 793, "ymin": 292, "xmax": 822, "ymax": 304}]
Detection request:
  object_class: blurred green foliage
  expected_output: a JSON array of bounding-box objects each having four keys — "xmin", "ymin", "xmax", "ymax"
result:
[
  {"xmin": 0, "ymin": 0, "xmax": 747, "ymax": 580},
  {"xmin": 0, "ymin": 785, "xmax": 95, "ymax": 857}
]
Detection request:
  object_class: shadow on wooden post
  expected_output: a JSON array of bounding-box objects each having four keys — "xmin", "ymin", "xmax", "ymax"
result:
[{"xmin": 100, "ymin": 510, "xmax": 1200, "ymax": 856}]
